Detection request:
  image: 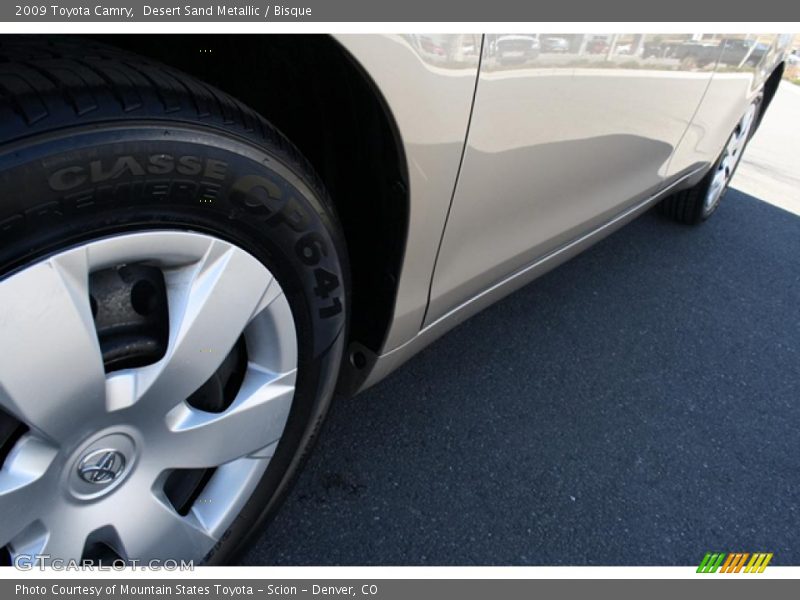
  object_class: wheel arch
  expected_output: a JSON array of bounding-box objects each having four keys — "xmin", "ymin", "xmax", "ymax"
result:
[
  {"xmin": 757, "ymin": 60, "xmax": 784, "ymax": 130},
  {"xmin": 91, "ymin": 34, "xmax": 410, "ymax": 394}
]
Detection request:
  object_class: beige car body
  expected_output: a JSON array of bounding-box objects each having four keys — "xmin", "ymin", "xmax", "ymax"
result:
[{"xmin": 335, "ymin": 33, "xmax": 791, "ymax": 390}]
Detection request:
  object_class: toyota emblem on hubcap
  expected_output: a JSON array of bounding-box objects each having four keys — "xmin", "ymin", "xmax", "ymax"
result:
[{"xmin": 77, "ymin": 449, "xmax": 126, "ymax": 485}]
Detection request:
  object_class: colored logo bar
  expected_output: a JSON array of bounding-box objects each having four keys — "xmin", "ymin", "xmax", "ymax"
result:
[{"xmin": 697, "ymin": 552, "xmax": 773, "ymax": 573}]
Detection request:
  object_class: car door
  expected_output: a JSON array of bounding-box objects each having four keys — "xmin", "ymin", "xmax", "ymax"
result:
[
  {"xmin": 669, "ymin": 34, "xmax": 783, "ymax": 178},
  {"xmin": 425, "ymin": 33, "xmax": 721, "ymax": 325}
]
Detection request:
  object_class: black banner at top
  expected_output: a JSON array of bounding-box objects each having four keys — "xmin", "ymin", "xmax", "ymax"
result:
[{"xmin": 1, "ymin": 0, "xmax": 799, "ymax": 22}]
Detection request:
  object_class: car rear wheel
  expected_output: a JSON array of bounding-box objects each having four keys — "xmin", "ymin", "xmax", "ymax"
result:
[
  {"xmin": 658, "ymin": 95, "xmax": 761, "ymax": 225},
  {"xmin": 0, "ymin": 38, "xmax": 348, "ymax": 565}
]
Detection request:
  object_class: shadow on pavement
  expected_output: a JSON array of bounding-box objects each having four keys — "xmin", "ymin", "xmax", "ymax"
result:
[{"xmin": 243, "ymin": 189, "xmax": 800, "ymax": 566}]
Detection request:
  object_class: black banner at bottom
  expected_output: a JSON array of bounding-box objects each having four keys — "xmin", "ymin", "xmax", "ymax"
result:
[{"xmin": 3, "ymin": 579, "xmax": 798, "ymax": 600}]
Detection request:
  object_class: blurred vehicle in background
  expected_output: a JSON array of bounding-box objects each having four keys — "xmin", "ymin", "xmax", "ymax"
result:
[
  {"xmin": 672, "ymin": 37, "xmax": 769, "ymax": 68},
  {"xmin": 586, "ymin": 36, "xmax": 609, "ymax": 54},
  {"xmin": 495, "ymin": 34, "xmax": 540, "ymax": 64},
  {"xmin": 541, "ymin": 36, "xmax": 570, "ymax": 53}
]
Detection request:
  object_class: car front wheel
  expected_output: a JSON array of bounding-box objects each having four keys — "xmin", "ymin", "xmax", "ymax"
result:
[{"xmin": 0, "ymin": 38, "xmax": 348, "ymax": 565}]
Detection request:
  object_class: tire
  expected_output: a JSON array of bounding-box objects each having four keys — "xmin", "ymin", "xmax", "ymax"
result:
[
  {"xmin": 658, "ymin": 94, "xmax": 762, "ymax": 225},
  {"xmin": 0, "ymin": 37, "xmax": 348, "ymax": 565}
]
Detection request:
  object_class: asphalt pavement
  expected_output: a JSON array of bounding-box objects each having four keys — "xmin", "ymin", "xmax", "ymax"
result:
[{"xmin": 242, "ymin": 84, "xmax": 800, "ymax": 566}]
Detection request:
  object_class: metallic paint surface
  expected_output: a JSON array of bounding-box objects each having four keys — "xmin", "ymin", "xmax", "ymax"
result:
[
  {"xmin": 359, "ymin": 165, "xmax": 704, "ymax": 389},
  {"xmin": 669, "ymin": 34, "xmax": 785, "ymax": 177},
  {"xmin": 337, "ymin": 33, "xmax": 791, "ymax": 392},
  {"xmin": 427, "ymin": 34, "xmax": 720, "ymax": 325},
  {"xmin": 334, "ymin": 34, "xmax": 481, "ymax": 350}
]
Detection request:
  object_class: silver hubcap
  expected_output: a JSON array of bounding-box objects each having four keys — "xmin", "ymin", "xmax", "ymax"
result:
[
  {"xmin": 0, "ymin": 231, "xmax": 297, "ymax": 563},
  {"xmin": 704, "ymin": 102, "xmax": 758, "ymax": 214}
]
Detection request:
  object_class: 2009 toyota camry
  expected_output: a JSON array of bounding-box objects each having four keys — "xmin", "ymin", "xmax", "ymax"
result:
[{"xmin": 0, "ymin": 33, "xmax": 791, "ymax": 564}]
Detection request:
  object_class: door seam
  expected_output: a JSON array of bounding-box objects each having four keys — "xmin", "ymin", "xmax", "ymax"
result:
[{"xmin": 420, "ymin": 33, "xmax": 485, "ymax": 328}]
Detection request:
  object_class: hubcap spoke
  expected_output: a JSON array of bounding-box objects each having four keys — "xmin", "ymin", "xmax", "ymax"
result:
[
  {"xmin": 113, "ymin": 494, "xmax": 216, "ymax": 561},
  {"xmin": 726, "ymin": 133, "xmax": 741, "ymax": 158},
  {"xmin": 164, "ymin": 369, "xmax": 296, "ymax": 468},
  {"xmin": 0, "ymin": 436, "xmax": 59, "ymax": 545},
  {"xmin": 131, "ymin": 241, "xmax": 275, "ymax": 413},
  {"xmin": 0, "ymin": 250, "xmax": 106, "ymax": 442},
  {"xmin": 36, "ymin": 521, "xmax": 92, "ymax": 564}
]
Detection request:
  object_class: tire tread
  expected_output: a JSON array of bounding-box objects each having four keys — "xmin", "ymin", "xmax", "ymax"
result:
[{"xmin": 657, "ymin": 178, "xmax": 706, "ymax": 225}]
